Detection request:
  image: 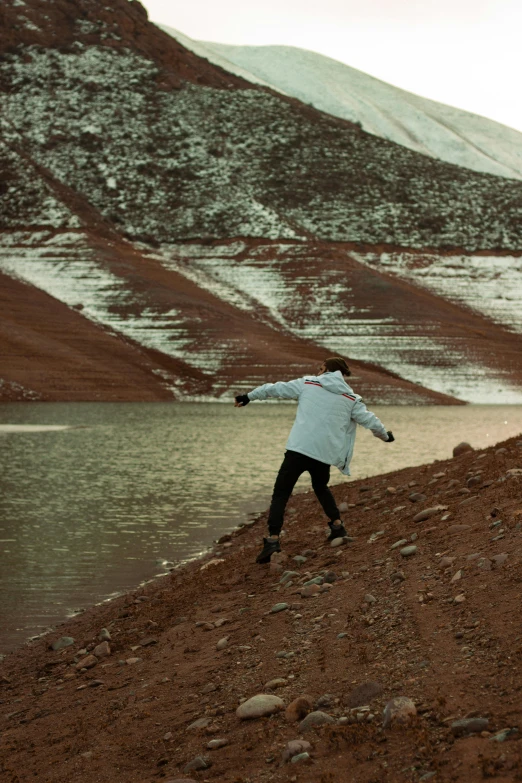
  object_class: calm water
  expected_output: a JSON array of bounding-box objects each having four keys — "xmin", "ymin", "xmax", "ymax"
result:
[{"xmin": 1, "ymin": 402, "xmax": 521, "ymax": 653}]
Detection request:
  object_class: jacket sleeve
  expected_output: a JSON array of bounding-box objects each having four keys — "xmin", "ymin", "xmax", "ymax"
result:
[
  {"xmin": 351, "ymin": 399, "xmax": 389, "ymax": 441},
  {"xmin": 247, "ymin": 378, "xmax": 304, "ymax": 401}
]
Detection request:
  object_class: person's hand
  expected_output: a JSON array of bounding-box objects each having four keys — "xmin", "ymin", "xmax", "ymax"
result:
[
  {"xmin": 234, "ymin": 394, "xmax": 250, "ymax": 407},
  {"xmin": 386, "ymin": 430, "xmax": 395, "ymax": 442}
]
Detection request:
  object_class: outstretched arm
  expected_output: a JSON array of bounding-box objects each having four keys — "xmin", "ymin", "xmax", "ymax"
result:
[
  {"xmin": 351, "ymin": 399, "xmax": 391, "ymax": 441},
  {"xmin": 235, "ymin": 378, "xmax": 304, "ymax": 407}
]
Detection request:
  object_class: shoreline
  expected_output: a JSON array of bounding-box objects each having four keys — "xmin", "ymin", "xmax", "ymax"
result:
[{"xmin": 1, "ymin": 434, "xmax": 522, "ymax": 781}]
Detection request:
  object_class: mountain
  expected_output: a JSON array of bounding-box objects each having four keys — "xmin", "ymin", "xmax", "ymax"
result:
[
  {"xmin": 162, "ymin": 28, "xmax": 522, "ymax": 182},
  {"xmin": 1, "ymin": 0, "xmax": 522, "ymax": 404}
]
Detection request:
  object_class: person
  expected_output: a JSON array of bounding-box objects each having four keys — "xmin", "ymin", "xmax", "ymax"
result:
[{"xmin": 234, "ymin": 356, "xmax": 394, "ymax": 563}]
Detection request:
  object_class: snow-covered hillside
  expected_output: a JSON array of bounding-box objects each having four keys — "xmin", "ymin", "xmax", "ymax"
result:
[{"xmin": 160, "ymin": 26, "xmax": 522, "ymax": 182}]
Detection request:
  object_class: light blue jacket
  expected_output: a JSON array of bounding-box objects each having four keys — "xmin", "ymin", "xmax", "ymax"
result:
[{"xmin": 247, "ymin": 370, "xmax": 390, "ymax": 475}]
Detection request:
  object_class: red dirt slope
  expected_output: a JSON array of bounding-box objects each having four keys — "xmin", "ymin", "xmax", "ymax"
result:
[{"xmin": 2, "ymin": 436, "xmax": 522, "ymax": 782}]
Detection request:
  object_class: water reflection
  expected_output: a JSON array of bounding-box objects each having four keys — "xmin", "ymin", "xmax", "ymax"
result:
[{"xmin": 0, "ymin": 401, "xmax": 521, "ymax": 652}]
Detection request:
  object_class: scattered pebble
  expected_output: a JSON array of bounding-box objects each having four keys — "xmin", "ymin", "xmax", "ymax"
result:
[
  {"xmin": 187, "ymin": 717, "xmax": 211, "ymax": 730},
  {"xmin": 207, "ymin": 738, "xmax": 229, "ymax": 749},
  {"xmin": 299, "ymin": 710, "xmax": 335, "ymax": 732},
  {"xmin": 216, "ymin": 637, "xmax": 229, "ymax": 651},
  {"xmin": 75, "ymin": 655, "xmax": 97, "ymax": 671},
  {"xmin": 270, "ymin": 603, "xmax": 289, "ymax": 614},
  {"xmin": 413, "ymin": 505, "xmax": 447, "ymax": 523},
  {"xmin": 453, "ymin": 442, "xmax": 474, "ymax": 457},
  {"xmin": 236, "ymin": 694, "xmax": 285, "ymax": 720},
  {"xmin": 93, "ymin": 641, "xmax": 110, "ymax": 658},
  {"xmin": 51, "ymin": 636, "xmax": 75, "ymax": 651},
  {"xmin": 451, "ymin": 717, "xmax": 489, "ymax": 736},
  {"xmin": 281, "ymin": 740, "xmax": 312, "ymax": 763},
  {"xmin": 400, "ymin": 545, "xmax": 417, "ymax": 557},
  {"xmin": 383, "ymin": 697, "xmax": 417, "ymax": 728},
  {"xmin": 183, "ymin": 756, "xmax": 211, "ymax": 773},
  {"xmin": 264, "ymin": 678, "xmax": 287, "ymax": 690},
  {"xmin": 285, "ymin": 696, "xmax": 314, "ymax": 722},
  {"xmin": 391, "ymin": 539, "xmax": 408, "ymax": 550}
]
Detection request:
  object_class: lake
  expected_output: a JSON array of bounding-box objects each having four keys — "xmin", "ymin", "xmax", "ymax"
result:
[{"xmin": 1, "ymin": 402, "xmax": 521, "ymax": 653}]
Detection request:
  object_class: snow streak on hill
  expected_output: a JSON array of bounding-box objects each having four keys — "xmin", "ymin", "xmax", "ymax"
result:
[{"xmin": 160, "ymin": 26, "xmax": 522, "ymax": 182}]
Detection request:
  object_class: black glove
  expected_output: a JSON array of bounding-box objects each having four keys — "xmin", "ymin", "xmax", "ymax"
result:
[
  {"xmin": 235, "ymin": 394, "xmax": 250, "ymax": 406},
  {"xmin": 386, "ymin": 431, "xmax": 395, "ymax": 442}
]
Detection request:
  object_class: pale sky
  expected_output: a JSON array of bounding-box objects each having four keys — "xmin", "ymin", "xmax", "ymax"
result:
[{"xmin": 142, "ymin": 0, "xmax": 522, "ymax": 133}]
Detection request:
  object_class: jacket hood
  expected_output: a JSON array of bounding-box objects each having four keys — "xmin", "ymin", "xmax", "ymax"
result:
[{"xmin": 313, "ymin": 370, "xmax": 357, "ymax": 396}]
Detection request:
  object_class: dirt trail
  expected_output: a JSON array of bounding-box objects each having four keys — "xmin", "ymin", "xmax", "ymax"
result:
[{"xmin": 1, "ymin": 436, "xmax": 522, "ymax": 782}]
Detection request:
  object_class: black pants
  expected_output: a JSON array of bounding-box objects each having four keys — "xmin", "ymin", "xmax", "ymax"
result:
[{"xmin": 267, "ymin": 450, "xmax": 340, "ymax": 536}]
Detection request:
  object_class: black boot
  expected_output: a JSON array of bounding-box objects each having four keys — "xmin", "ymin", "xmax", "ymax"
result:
[
  {"xmin": 256, "ymin": 537, "xmax": 281, "ymax": 564},
  {"xmin": 327, "ymin": 521, "xmax": 348, "ymax": 541}
]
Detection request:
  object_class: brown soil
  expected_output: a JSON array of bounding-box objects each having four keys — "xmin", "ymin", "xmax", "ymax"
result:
[{"xmin": 2, "ymin": 436, "xmax": 522, "ymax": 782}]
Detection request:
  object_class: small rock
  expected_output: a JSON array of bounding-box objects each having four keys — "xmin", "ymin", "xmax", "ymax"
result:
[
  {"xmin": 364, "ymin": 594, "xmax": 377, "ymax": 604},
  {"xmin": 413, "ymin": 505, "xmax": 448, "ymax": 523},
  {"xmin": 300, "ymin": 584, "xmax": 321, "ymax": 598},
  {"xmin": 450, "ymin": 570, "xmax": 463, "ymax": 583},
  {"xmin": 291, "ymin": 752, "xmax": 310, "ymax": 764},
  {"xmin": 490, "ymin": 728, "xmax": 518, "ymax": 742},
  {"xmin": 506, "ymin": 468, "xmax": 522, "ymax": 477},
  {"xmin": 281, "ymin": 740, "xmax": 312, "ymax": 763},
  {"xmin": 293, "ymin": 555, "xmax": 307, "ymax": 564},
  {"xmin": 390, "ymin": 571, "xmax": 406, "ymax": 582},
  {"xmin": 270, "ymin": 603, "xmax": 289, "ymax": 614},
  {"xmin": 140, "ymin": 636, "xmax": 158, "ymax": 647},
  {"xmin": 315, "ymin": 693, "xmax": 335, "ymax": 709},
  {"xmin": 453, "ymin": 594, "xmax": 466, "ymax": 604},
  {"xmin": 75, "ymin": 655, "xmax": 97, "ymax": 671},
  {"xmin": 453, "ymin": 442, "xmax": 474, "ymax": 457},
  {"xmin": 98, "ymin": 628, "xmax": 111, "ymax": 642},
  {"xmin": 285, "ymin": 696, "xmax": 314, "ymax": 722},
  {"xmin": 280, "ymin": 571, "xmax": 299, "ymax": 584},
  {"xmin": 386, "ymin": 486, "xmax": 397, "ymax": 495},
  {"xmin": 338, "ymin": 501, "xmax": 349, "ymax": 512},
  {"xmin": 330, "ymin": 537, "xmax": 345, "ymax": 547},
  {"xmin": 236, "ymin": 694, "xmax": 285, "ymax": 720},
  {"xmin": 324, "ymin": 571, "xmax": 337, "ymax": 583},
  {"xmin": 265, "ymin": 678, "xmax": 287, "ymax": 690},
  {"xmin": 125, "ymin": 657, "xmax": 142, "ymax": 665},
  {"xmin": 187, "ymin": 717, "xmax": 211, "ymax": 730},
  {"xmin": 467, "ymin": 476, "xmax": 482, "ymax": 488},
  {"xmin": 409, "ymin": 493, "xmax": 427, "ymax": 503},
  {"xmin": 51, "ymin": 636, "xmax": 75, "ymax": 651},
  {"xmin": 400, "ymin": 545, "xmax": 417, "ymax": 557},
  {"xmin": 477, "ymin": 557, "xmax": 492, "ymax": 571},
  {"xmin": 88, "ymin": 679, "xmax": 104, "ymax": 688},
  {"xmin": 391, "ymin": 539, "xmax": 408, "ymax": 550},
  {"xmin": 207, "ymin": 738, "xmax": 229, "ymax": 749},
  {"xmin": 491, "ymin": 553, "xmax": 508, "ymax": 567},
  {"xmin": 183, "ymin": 756, "xmax": 211, "ymax": 773},
  {"xmin": 460, "ymin": 496, "xmax": 479, "ymax": 507},
  {"xmin": 451, "ymin": 717, "xmax": 489, "ymax": 736},
  {"xmin": 303, "ymin": 576, "xmax": 324, "ymax": 586},
  {"xmin": 440, "ymin": 556, "xmax": 456, "ymax": 568},
  {"xmin": 448, "ymin": 525, "xmax": 471, "ymax": 533},
  {"xmin": 337, "ymin": 632, "xmax": 348, "ymax": 639},
  {"xmin": 93, "ymin": 641, "xmax": 110, "ymax": 658},
  {"xmin": 383, "ymin": 697, "xmax": 417, "ymax": 728},
  {"xmin": 216, "ymin": 637, "xmax": 229, "ymax": 651},
  {"xmin": 299, "ymin": 710, "xmax": 335, "ymax": 732}
]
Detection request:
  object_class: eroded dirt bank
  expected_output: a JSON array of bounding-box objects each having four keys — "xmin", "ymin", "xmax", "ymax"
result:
[{"xmin": 1, "ymin": 436, "xmax": 522, "ymax": 782}]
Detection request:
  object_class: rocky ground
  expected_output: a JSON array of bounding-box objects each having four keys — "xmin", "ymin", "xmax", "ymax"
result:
[{"xmin": 1, "ymin": 435, "xmax": 522, "ymax": 782}]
